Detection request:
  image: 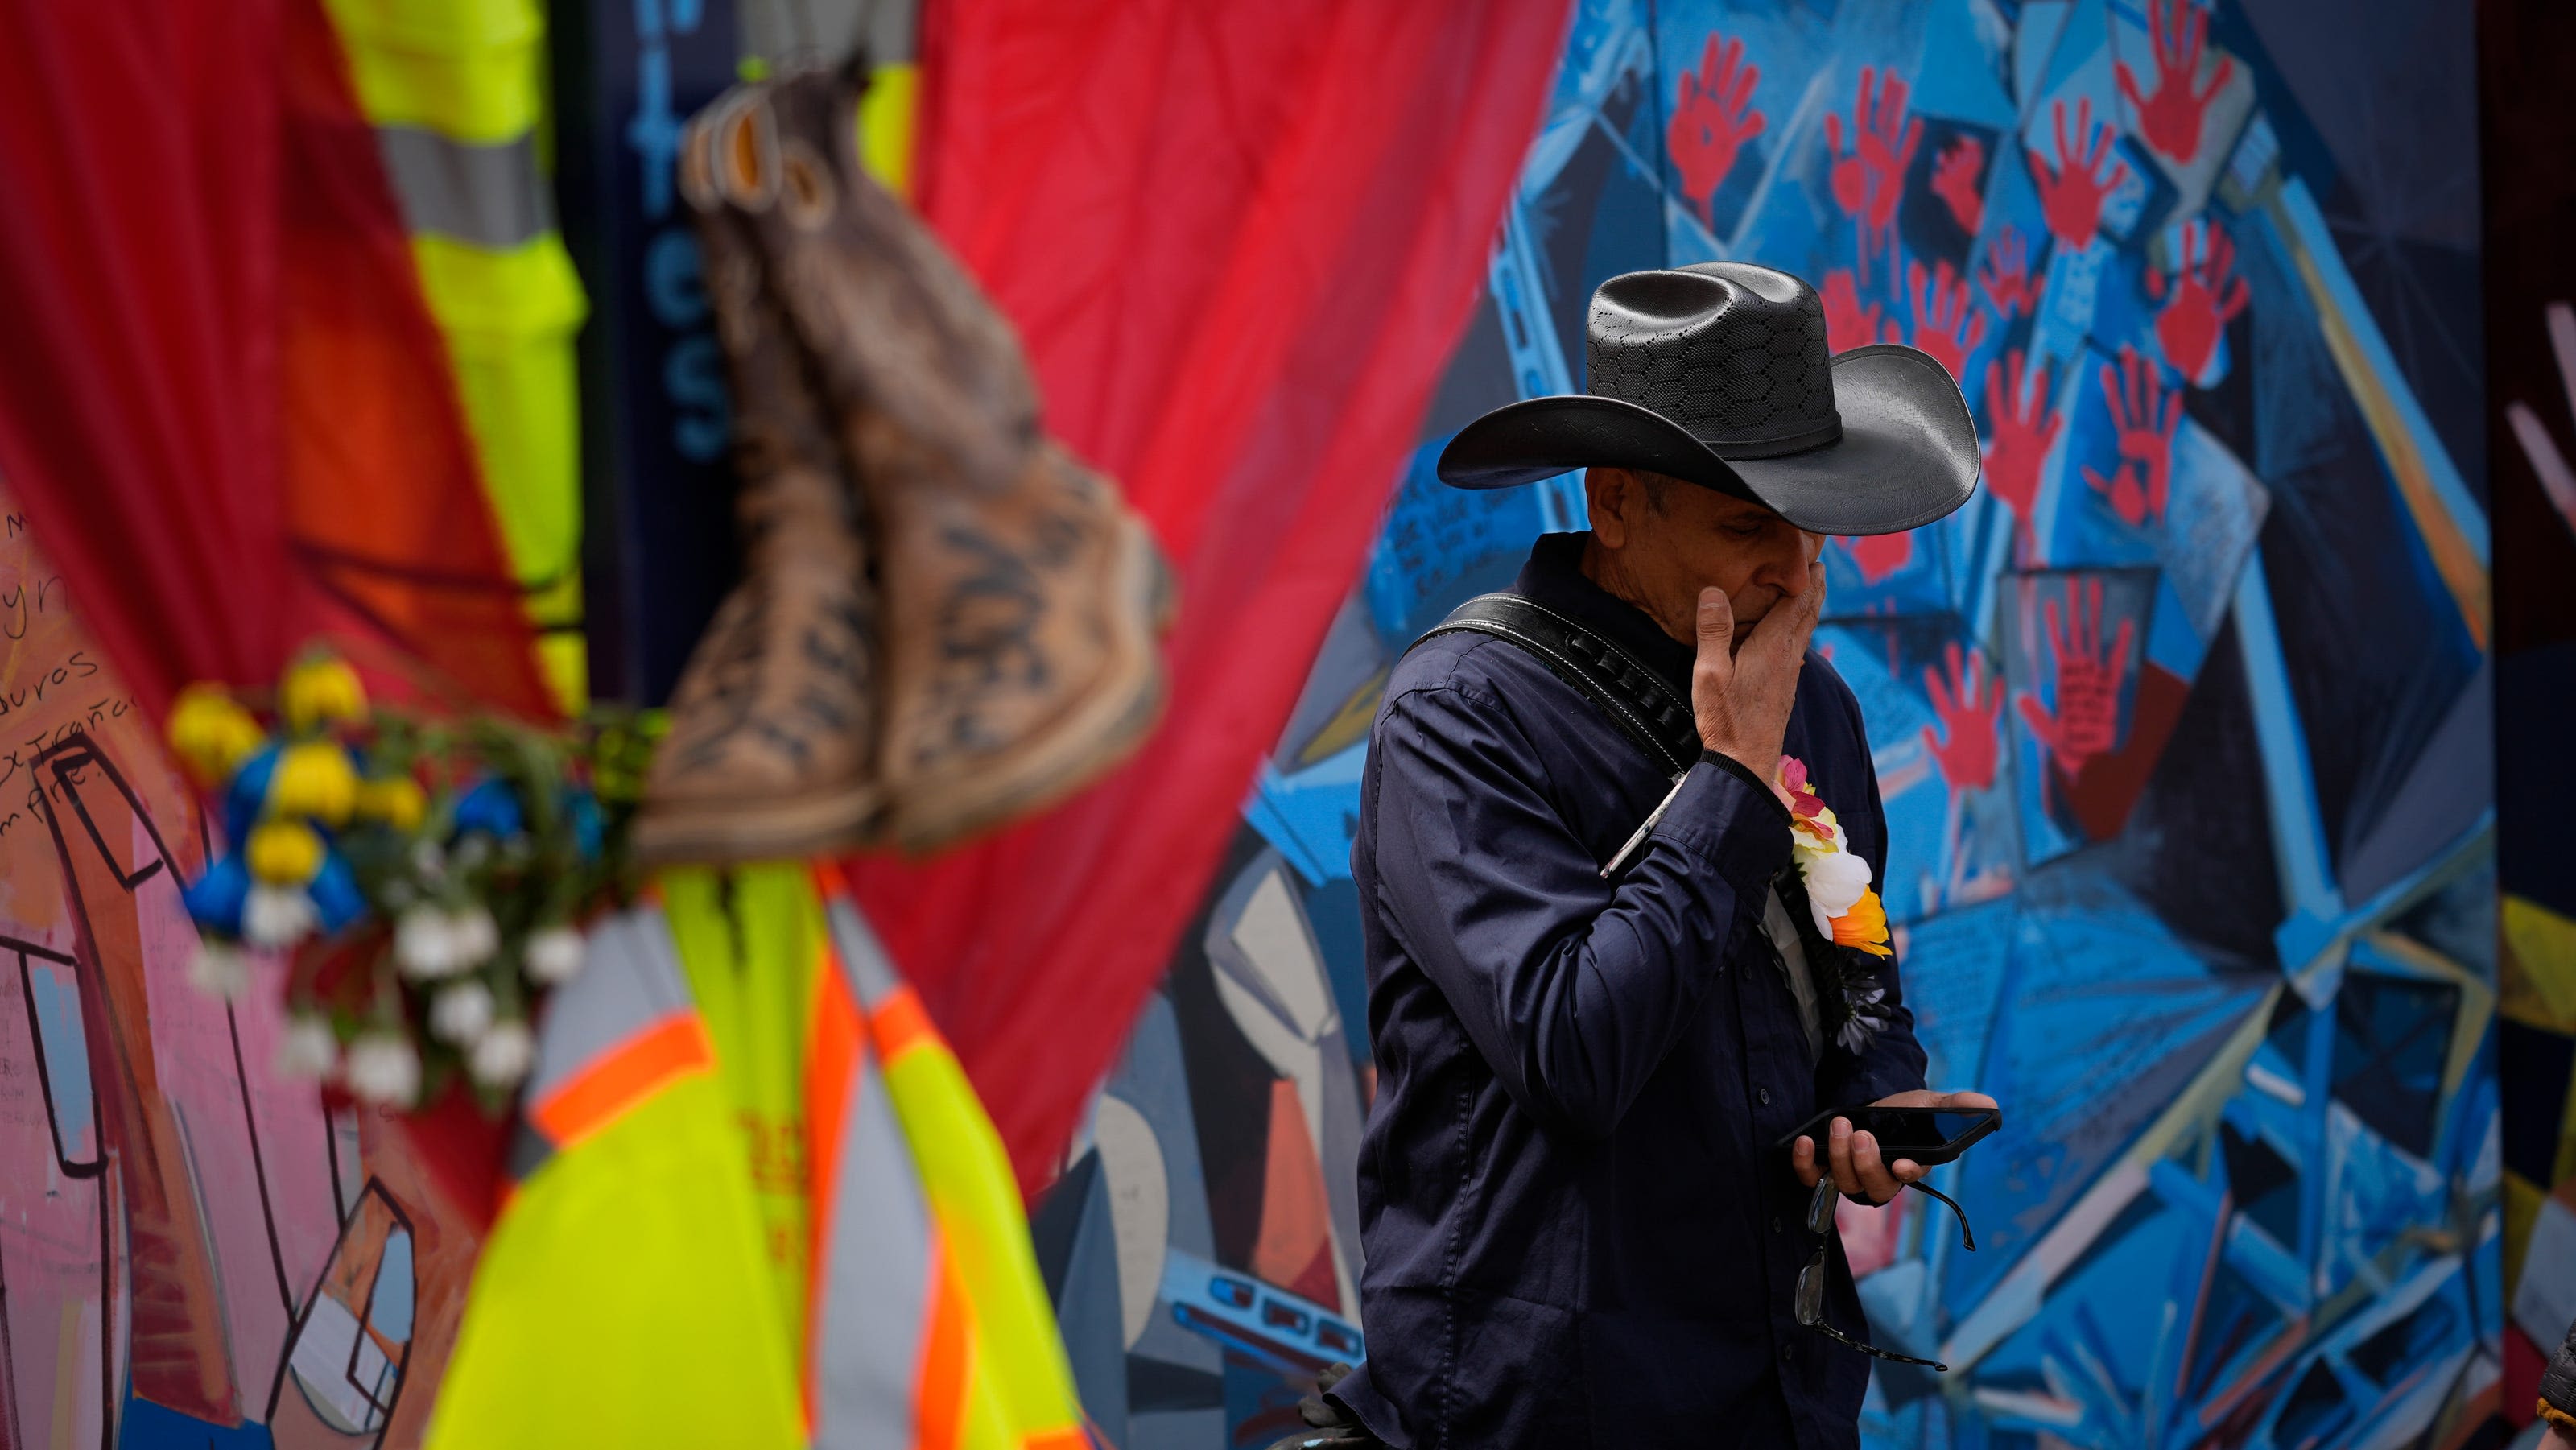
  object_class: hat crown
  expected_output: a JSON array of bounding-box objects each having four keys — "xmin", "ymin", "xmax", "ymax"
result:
[{"xmin": 1584, "ymin": 262, "xmax": 1839, "ymax": 459}]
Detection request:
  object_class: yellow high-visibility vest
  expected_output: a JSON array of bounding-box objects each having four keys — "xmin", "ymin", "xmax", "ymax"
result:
[{"xmin": 429, "ymin": 864, "xmax": 1087, "ymax": 1448}]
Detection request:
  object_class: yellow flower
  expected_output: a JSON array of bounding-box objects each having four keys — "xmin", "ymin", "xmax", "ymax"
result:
[
  {"xmin": 245, "ymin": 819, "xmax": 327, "ymax": 884},
  {"xmin": 167, "ymin": 684, "xmax": 265, "ymax": 786},
  {"xmin": 270, "ymin": 741, "xmax": 359, "ymax": 824},
  {"xmin": 1829, "ymin": 889, "xmax": 1894, "ymax": 957},
  {"xmin": 353, "ymin": 775, "xmax": 427, "ymax": 832},
  {"xmin": 280, "ymin": 655, "xmax": 366, "ymax": 731}
]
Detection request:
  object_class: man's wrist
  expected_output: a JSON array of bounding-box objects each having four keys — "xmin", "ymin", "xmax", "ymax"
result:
[{"xmin": 1701, "ymin": 748, "xmax": 1789, "ymax": 822}]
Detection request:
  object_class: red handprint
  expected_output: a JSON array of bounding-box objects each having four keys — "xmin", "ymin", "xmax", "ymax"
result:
[
  {"xmin": 1669, "ymin": 34, "xmax": 1766, "ymax": 227},
  {"xmin": 2116, "ymin": 0, "xmax": 2235, "ymax": 163},
  {"xmin": 1821, "ymin": 267, "xmax": 1900, "ymax": 353},
  {"xmin": 1979, "ymin": 225, "xmax": 2039, "ymax": 319},
  {"xmin": 2027, "ymin": 98, "xmax": 2130, "ymax": 250},
  {"xmin": 2017, "ymin": 577, "xmax": 2134, "ymax": 786},
  {"xmin": 1931, "ymin": 134, "xmax": 1986, "ymax": 235},
  {"xmin": 1921, "ymin": 641, "xmax": 2004, "ymax": 795},
  {"xmin": 2083, "ymin": 345, "xmax": 2181, "ymax": 527},
  {"xmin": 1823, "ymin": 68, "xmax": 1923, "ymax": 278},
  {"xmin": 1983, "ymin": 350, "xmax": 2062, "ymax": 565},
  {"xmin": 1844, "ymin": 531, "xmax": 1913, "ymax": 585},
  {"xmin": 1907, "ymin": 258, "xmax": 1988, "ymax": 382},
  {"xmin": 2149, "ymin": 217, "xmax": 2250, "ymax": 382}
]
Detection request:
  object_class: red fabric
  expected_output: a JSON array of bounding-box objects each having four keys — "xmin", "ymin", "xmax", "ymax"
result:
[
  {"xmin": 858, "ymin": 0, "xmax": 1572, "ymax": 1193},
  {"xmin": 0, "ymin": 0, "xmax": 550, "ymax": 722}
]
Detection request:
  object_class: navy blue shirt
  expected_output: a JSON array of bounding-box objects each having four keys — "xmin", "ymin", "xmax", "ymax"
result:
[{"xmin": 1330, "ymin": 533, "xmax": 1928, "ymax": 1448}]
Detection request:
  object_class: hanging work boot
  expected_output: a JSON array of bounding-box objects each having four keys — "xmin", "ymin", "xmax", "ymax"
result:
[
  {"xmin": 711, "ymin": 63, "xmax": 1172, "ymax": 854},
  {"xmin": 634, "ymin": 93, "xmax": 883, "ymax": 864}
]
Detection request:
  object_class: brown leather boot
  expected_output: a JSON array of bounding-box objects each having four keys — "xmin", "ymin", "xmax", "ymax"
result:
[
  {"xmin": 634, "ymin": 93, "xmax": 884, "ymax": 864},
  {"xmin": 712, "ymin": 64, "xmax": 1172, "ymax": 853}
]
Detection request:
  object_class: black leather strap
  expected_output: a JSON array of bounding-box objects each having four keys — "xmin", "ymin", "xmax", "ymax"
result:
[{"xmin": 1413, "ymin": 593, "xmax": 1701, "ymax": 775}]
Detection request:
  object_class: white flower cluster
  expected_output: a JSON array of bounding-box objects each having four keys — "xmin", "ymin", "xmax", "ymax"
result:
[{"xmin": 256, "ymin": 913, "xmax": 590, "ymax": 1109}]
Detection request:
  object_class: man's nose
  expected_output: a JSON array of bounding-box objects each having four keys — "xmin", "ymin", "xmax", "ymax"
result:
[{"xmin": 1768, "ymin": 531, "xmax": 1825, "ymax": 593}]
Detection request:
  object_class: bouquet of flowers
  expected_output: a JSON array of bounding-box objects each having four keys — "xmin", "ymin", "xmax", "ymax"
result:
[{"xmin": 167, "ymin": 651, "xmax": 653, "ymax": 1112}]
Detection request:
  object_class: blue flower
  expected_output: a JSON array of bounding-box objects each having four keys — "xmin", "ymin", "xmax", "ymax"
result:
[
  {"xmin": 223, "ymin": 744, "xmax": 280, "ymax": 846},
  {"xmin": 308, "ymin": 851, "xmax": 366, "ymax": 934},
  {"xmin": 182, "ymin": 854, "xmax": 251, "ymax": 937},
  {"xmin": 561, "ymin": 789, "xmax": 605, "ymax": 862},
  {"xmin": 452, "ymin": 777, "xmax": 526, "ymax": 839}
]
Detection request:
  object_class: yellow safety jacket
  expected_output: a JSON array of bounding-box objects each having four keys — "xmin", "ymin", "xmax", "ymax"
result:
[
  {"xmin": 322, "ymin": 0, "xmax": 590, "ymax": 710},
  {"xmin": 428, "ymin": 862, "xmax": 1088, "ymax": 1449}
]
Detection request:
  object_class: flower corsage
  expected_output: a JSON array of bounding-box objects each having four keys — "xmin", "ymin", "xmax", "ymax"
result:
[{"xmin": 1773, "ymin": 755, "xmax": 1896, "ymax": 1054}]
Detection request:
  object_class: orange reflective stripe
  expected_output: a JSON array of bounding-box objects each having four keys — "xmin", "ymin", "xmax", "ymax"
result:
[
  {"xmin": 526, "ymin": 1010, "xmax": 714, "ymax": 1151},
  {"xmin": 810, "ymin": 857, "xmax": 853, "ymax": 901},
  {"xmin": 802, "ymin": 940, "xmax": 865, "ymax": 1435},
  {"xmin": 1024, "ymin": 1431, "xmax": 1089, "ymax": 1450},
  {"xmin": 871, "ymin": 985, "xmax": 936, "ymax": 1065},
  {"xmin": 914, "ymin": 1239, "xmax": 971, "ymax": 1450}
]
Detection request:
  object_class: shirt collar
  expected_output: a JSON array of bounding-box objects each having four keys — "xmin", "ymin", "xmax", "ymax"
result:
[{"xmin": 1511, "ymin": 531, "xmax": 1694, "ymax": 691}]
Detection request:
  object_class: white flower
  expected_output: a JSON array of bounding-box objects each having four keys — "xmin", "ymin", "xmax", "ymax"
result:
[
  {"xmin": 449, "ymin": 907, "xmax": 500, "ymax": 969},
  {"xmin": 410, "ymin": 837, "xmax": 448, "ymax": 880},
  {"xmin": 428, "ymin": 980, "xmax": 497, "ymax": 1044},
  {"xmin": 394, "ymin": 905, "xmax": 460, "ymax": 980},
  {"xmin": 1799, "ymin": 848, "xmax": 1874, "ymax": 935},
  {"xmin": 523, "ymin": 926, "xmax": 587, "ymax": 986},
  {"xmin": 186, "ymin": 940, "xmax": 251, "ymax": 1001},
  {"xmin": 276, "ymin": 1015, "xmax": 340, "ymax": 1080},
  {"xmin": 344, "ymin": 1033, "xmax": 421, "ymax": 1108},
  {"xmin": 468, "ymin": 1019, "xmax": 535, "ymax": 1089},
  {"xmin": 242, "ymin": 886, "xmax": 316, "ymax": 949}
]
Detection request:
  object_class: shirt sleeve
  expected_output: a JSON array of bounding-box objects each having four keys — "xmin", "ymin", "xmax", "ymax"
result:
[
  {"xmin": 1814, "ymin": 680, "xmax": 1931, "ymax": 1107},
  {"xmin": 1369, "ymin": 680, "xmax": 1790, "ymax": 1141}
]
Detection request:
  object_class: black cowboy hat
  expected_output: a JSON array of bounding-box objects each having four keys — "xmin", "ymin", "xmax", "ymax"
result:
[{"xmin": 1438, "ymin": 262, "xmax": 1980, "ymax": 535}]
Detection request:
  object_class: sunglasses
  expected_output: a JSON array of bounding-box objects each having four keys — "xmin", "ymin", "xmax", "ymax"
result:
[{"xmin": 1793, "ymin": 1175, "xmax": 1974, "ymax": 1372}]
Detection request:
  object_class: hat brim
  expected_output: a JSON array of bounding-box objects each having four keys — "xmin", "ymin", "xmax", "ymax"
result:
[{"xmin": 1434, "ymin": 344, "xmax": 1980, "ymax": 536}]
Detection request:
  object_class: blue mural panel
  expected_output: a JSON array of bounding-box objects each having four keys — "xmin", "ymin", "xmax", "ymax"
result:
[{"xmin": 1049, "ymin": 3, "xmax": 2503, "ymax": 1447}]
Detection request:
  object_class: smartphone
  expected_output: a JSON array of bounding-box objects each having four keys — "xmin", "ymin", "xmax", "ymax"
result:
[{"xmin": 1775, "ymin": 1105, "xmax": 2000, "ymax": 1167}]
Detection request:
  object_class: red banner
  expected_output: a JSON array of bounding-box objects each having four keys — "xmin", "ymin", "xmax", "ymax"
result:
[{"xmin": 857, "ymin": 0, "xmax": 1575, "ymax": 1193}]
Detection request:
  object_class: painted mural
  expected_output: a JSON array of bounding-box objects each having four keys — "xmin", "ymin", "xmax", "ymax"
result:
[
  {"xmin": 0, "ymin": 488, "xmax": 477, "ymax": 1450},
  {"xmin": 1038, "ymin": 2, "xmax": 2523, "ymax": 1447}
]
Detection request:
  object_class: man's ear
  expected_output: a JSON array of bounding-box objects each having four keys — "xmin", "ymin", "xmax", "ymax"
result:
[{"xmin": 1587, "ymin": 467, "xmax": 1632, "ymax": 549}]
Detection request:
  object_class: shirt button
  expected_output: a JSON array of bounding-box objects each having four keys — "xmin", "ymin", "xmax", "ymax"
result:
[
  {"xmin": 1781, "ymin": 1343, "xmax": 1794, "ymax": 1361},
  {"xmin": 1771, "ymin": 1217, "xmax": 1782, "ymax": 1233},
  {"xmin": 1758, "ymin": 1088, "xmax": 1773, "ymax": 1105}
]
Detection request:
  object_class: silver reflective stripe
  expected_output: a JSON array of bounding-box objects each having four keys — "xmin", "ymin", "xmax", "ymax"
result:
[
  {"xmin": 822, "ymin": 893, "xmax": 902, "ymax": 1009},
  {"xmin": 374, "ymin": 126, "xmax": 553, "ymax": 250},
  {"xmin": 522, "ymin": 906, "xmax": 695, "ymax": 1105},
  {"xmin": 809, "ymin": 1045, "xmax": 933, "ymax": 1450}
]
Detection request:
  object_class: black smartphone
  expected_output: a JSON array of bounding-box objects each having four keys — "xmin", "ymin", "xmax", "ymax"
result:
[{"xmin": 1774, "ymin": 1105, "xmax": 2000, "ymax": 1167}]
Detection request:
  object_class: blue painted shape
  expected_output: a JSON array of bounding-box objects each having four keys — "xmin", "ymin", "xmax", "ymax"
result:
[
  {"xmin": 117, "ymin": 1390, "xmax": 275, "ymax": 1449},
  {"xmin": 1162, "ymin": 1247, "xmax": 1362, "ymax": 1375},
  {"xmin": 374, "ymin": 1229, "xmax": 417, "ymax": 1342},
  {"xmin": 1242, "ymin": 745, "xmax": 1368, "ymax": 888},
  {"xmin": 1908, "ymin": 0, "xmax": 2018, "ymax": 129},
  {"xmin": 2230, "ymin": 548, "xmax": 2345, "ymax": 969},
  {"xmin": 24, "ymin": 955, "xmax": 97, "ymax": 1167}
]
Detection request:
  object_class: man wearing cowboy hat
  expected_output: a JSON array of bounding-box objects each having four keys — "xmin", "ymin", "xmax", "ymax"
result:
[{"xmin": 1296, "ymin": 263, "xmax": 1998, "ymax": 1448}]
